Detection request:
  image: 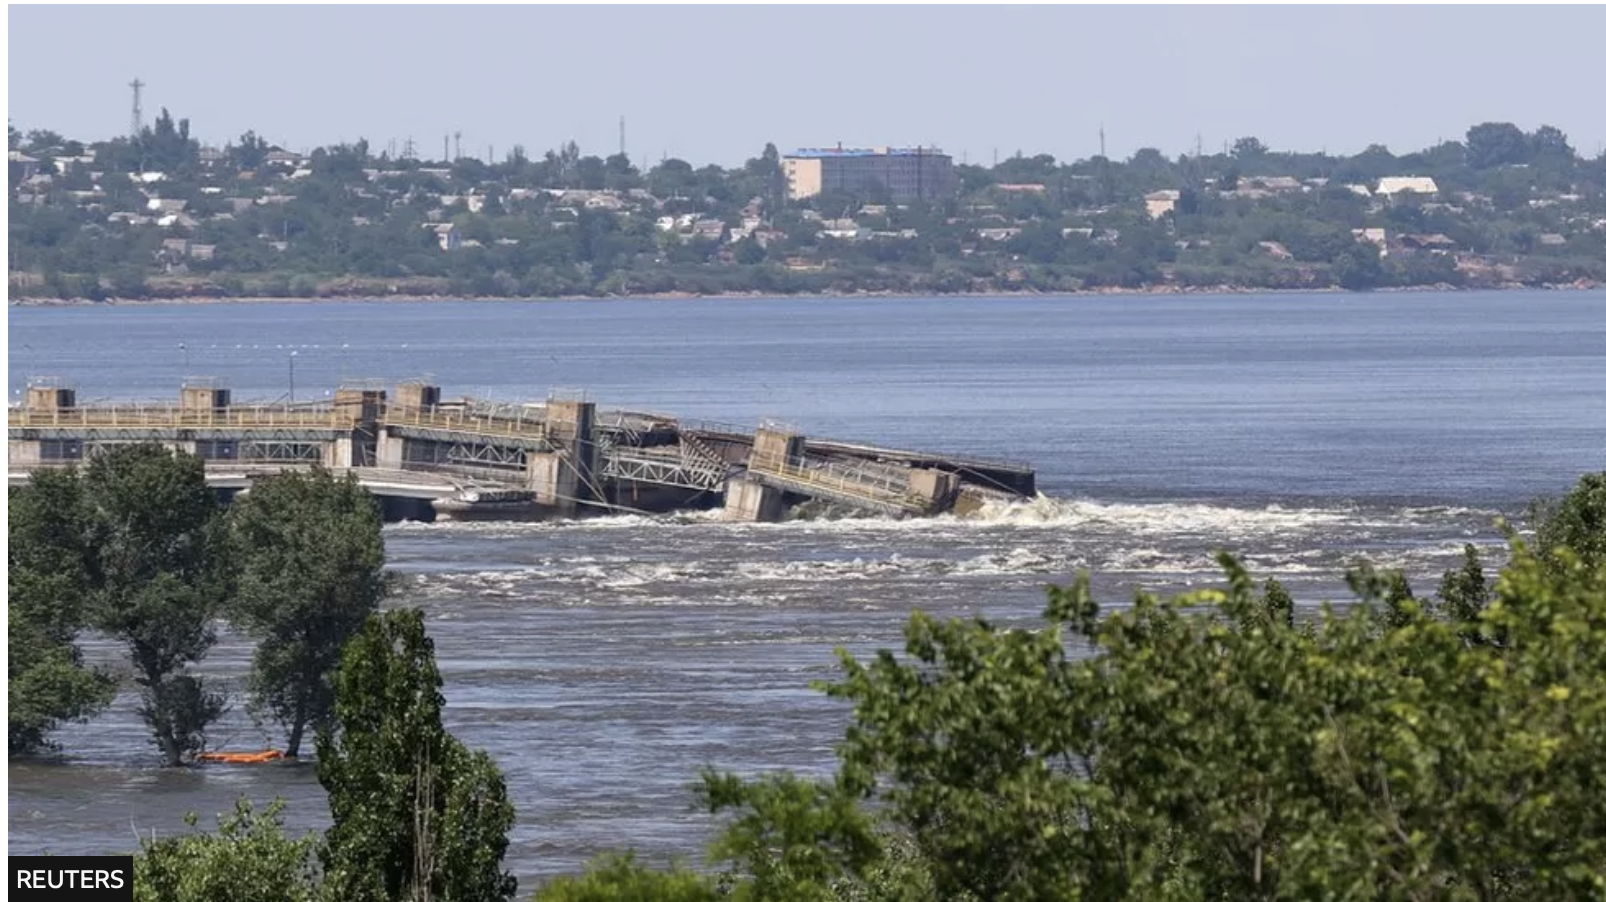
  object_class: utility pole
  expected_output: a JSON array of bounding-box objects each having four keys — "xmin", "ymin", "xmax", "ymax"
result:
[
  {"xmin": 1097, "ymin": 126, "xmax": 1111, "ymax": 206},
  {"xmin": 128, "ymin": 77, "xmax": 145, "ymax": 138}
]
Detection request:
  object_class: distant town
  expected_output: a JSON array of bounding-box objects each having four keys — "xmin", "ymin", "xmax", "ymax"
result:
[{"xmin": 8, "ymin": 113, "xmax": 1606, "ymax": 302}]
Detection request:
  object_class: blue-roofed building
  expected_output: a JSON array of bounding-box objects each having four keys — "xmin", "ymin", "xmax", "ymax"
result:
[{"xmin": 782, "ymin": 145, "xmax": 956, "ymax": 202}]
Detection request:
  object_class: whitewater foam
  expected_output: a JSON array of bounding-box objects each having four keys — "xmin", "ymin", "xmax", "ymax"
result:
[{"xmin": 387, "ymin": 494, "xmax": 1500, "ymax": 546}]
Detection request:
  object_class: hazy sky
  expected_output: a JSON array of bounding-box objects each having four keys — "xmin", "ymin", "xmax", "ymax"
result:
[{"xmin": 9, "ymin": 5, "xmax": 1606, "ymax": 167}]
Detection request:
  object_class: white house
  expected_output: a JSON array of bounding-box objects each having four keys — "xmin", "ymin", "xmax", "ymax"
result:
[
  {"xmin": 1352, "ymin": 227, "xmax": 1389, "ymax": 257},
  {"xmin": 425, "ymin": 222, "xmax": 461, "ymax": 251},
  {"xmin": 1144, "ymin": 189, "xmax": 1180, "ymax": 219},
  {"xmin": 1375, "ymin": 176, "xmax": 1439, "ymax": 198}
]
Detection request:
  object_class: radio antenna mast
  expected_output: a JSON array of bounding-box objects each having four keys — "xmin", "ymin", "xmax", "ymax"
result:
[{"xmin": 129, "ymin": 77, "xmax": 145, "ymax": 137}]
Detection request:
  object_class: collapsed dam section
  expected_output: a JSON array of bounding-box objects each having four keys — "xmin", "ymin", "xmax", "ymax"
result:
[{"xmin": 8, "ymin": 378, "xmax": 1036, "ymax": 523}]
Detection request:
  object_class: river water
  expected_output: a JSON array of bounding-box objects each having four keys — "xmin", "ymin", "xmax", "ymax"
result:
[{"xmin": 7, "ymin": 291, "xmax": 1605, "ymax": 882}]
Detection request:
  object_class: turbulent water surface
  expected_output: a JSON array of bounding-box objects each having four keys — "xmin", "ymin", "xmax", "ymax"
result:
[{"xmin": 8, "ymin": 291, "xmax": 1604, "ymax": 881}]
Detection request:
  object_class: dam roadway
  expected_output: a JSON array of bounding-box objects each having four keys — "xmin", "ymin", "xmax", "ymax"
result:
[{"xmin": 8, "ymin": 379, "xmax": 1036, "ymax": 522}]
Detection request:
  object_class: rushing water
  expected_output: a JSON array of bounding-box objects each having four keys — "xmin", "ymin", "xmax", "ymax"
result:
[{"xmin": 7, "ymin": 291, "xmax": 1605, "ymax": 881}]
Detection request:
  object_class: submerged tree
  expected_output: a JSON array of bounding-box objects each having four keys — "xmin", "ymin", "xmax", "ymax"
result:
[
  {"xmin": 225, "ymin": 468, "xmax": 389, "ymax": 757},
  {"xmin": 7, "ymin": 471, "xmax": 116, "ymax": 754},
  {"xmin": 82, "ymin": 445, "xmax": 229, "ymax": 766},
  {"xmin": 317, "ymin": 608, "xmax": 517, "ymax": 902},
  {"xmin": 9, "ymin": 446, "xmax": 226, "ymax": 764}
]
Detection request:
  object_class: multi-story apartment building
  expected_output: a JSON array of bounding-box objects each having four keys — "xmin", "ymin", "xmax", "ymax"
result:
[{"xmin": 782, "ymin": 146, "xmax": 957, "ymax": 202}]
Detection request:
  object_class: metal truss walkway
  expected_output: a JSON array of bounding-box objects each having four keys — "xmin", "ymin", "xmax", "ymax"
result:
[{"xmin": 746, "ymin": 453, "xmax": 933, "ymax": 518}]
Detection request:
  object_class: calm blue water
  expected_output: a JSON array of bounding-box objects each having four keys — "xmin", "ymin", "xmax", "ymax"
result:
[
  {"xmin": 8, "ymin": 290, "xmax": 1605, "ymax": 882},
  {"xmin": 11, "ymin": 291, "xmax": 1603, "ymax": 504}
]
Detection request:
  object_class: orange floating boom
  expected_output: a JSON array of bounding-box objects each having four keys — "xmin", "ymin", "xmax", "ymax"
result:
[{"xmin": 196, "ymin": 749, "xmax": 286, "ymax": 764}]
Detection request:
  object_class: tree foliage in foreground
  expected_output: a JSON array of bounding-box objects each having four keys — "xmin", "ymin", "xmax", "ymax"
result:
[
  {"xmin": 132, "ymin": 799, "xmax": 320, "ymax": 902},
  {"xmin": 1531, "ymin": 470, "xmax": 1606, "ymax": 574},
  {"xmin": 317, "ymin": 608, "xmax": 518, "ymax": 902},
  {"xmin": 225, "ymin": 467, "xmax": 390, "ymax": 757},
  {"xmin": 528, "ymin": 854, "xmax": 718, "ymax": 902},
  {"xmin": 581, "ymin": 471, "xmax": 1606, "ymax": 900}
]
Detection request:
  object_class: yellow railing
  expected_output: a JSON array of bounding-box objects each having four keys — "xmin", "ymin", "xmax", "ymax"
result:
[
  {"xmin": 8, "ymin": 407, "xmax": 358, "ymax": 429},
  {"xmin": 749, "ymin": 453, "xmax": 919, "ymax": 509},
  {"xmin": 382, "ymin": 405, "xmax": 548, "ymax": 441}
]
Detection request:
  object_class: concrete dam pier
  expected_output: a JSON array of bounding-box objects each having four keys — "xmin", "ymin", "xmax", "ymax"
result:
[{"xmin": 8, "ymin": 379, "xmax": 1037, "ymax": 523}]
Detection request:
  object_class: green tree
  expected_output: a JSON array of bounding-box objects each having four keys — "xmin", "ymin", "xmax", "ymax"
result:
[
  {"xmin": 1465, "ymin": 121, "xmax": 1531, "ymax": 170},
  {"xmin": 822, "ymin": 577, "xmax": 1106, "ymax": 900},
  {"xmin": 648, "ymin": 159, "xmax": 697, "ymax": 199},
  {"xmin": 576, "ymin": 155, "xmax": 608, "ymax": 190},
  {"xmin": 140, "ymin": 107, "xmax": 200, "ymax": 174},
  {"xmin": 317, "ymin": 608, "xmax": 518, "ymax": 902},
  {"xmin": 1528, "ymin": 124, "xmax": 1574, "ymax": 162},
  {"xmin": 109, "ymin": 265, "xmax": 151, "ymax": 299},
  {"xmin": 734, "ymin": 236, "xmax": 767, "ymax": 266},
  {"xmin": 82, "ymin": 444, "xmax": 228, "ymax": 766},
  {"xmin": 230, "ymin": 130, "xmax": 271, "ymax": 170},
  {"xmin": 133, "ymin": 799, "xmax": 321, "ymax": 902},
  {"xmin": 688, "ymin": 470, "xmax": 1606, "ymax": 899},
  {"xmin": 699, "ymin": 770, "xmax": 881, "ymax": 901},
  {"xmin": 225, "ymin": 468, "xmax": 390, "ymax": 758},
  {"xmin": 1232, "ymin": 136, "xmax": 1269, "ymax": 161},
  {"xmin": 742, "ymin": 142, "xmax": 786, "ymax": 207},
  {"xmin": 1332, "ymin": 243, "xmax": 1383, "ymax": 290},
  {"xmin": 603, "ymin": 153, "xmax": 642, "ymax": 192},
  {"xmin": 530, "ymin": 855, "xmax": 717, "ymax": 902},
  {"xmin": 7, "ymin": 607, "xmax": 117, "ymax": 755},
  {"xmin": 7, "ymin": 470, "xmax": 116, "ymax": 754},
  {"xmin": 1530, "ymin": 471, "xmax": 1606, "ymax": 573},
  {"xmin": 1435, "ymin": 543, "xmax": 1493, "ymax": 635}
]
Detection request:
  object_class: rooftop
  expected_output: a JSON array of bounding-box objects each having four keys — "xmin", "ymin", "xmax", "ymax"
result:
[{"xmin": 789, "ymin": 146, "xmax": 947, "ymax": 159}]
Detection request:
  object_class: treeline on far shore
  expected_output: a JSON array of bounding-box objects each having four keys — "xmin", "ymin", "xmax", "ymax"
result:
[
  {"xmin": 9, "ymin": 116, "xmax": 1606, "ymax": 303},
  {"xmin": 9, "ymin": 446, "xmax": 1606, "ymax": 899}
]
